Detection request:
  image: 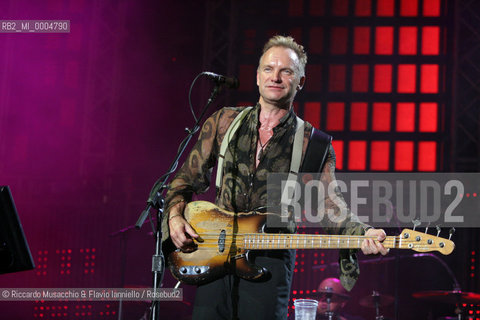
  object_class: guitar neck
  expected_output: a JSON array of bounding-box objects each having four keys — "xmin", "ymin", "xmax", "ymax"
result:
[
  {"xmin": 241, "ymin": 231, "xmax": 453, "ymax": 255},
  {"xmin": 242, "ymin": 233, "xmax": 399, "ymax": 250}
]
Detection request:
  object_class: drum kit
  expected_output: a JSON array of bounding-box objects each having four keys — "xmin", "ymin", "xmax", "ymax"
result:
[
  {"xmin": 314, "ymin": 287, "xmax": 394, "ymax": 320},
  {"xmin": 314, "ymin": 287, "xmax": 480, "ymax": 320},
  {"xmin": 313, "ymin": 286, "xmax": 350, "ymax": 320},
  {"xmin": 413, "ymin": 290, "xmax": 480, "ymax": 320}
]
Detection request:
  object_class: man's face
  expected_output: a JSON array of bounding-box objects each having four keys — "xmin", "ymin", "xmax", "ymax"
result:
[{"xmin": 256, "ymin": 46, "xmax": 305, "ymax": 108}]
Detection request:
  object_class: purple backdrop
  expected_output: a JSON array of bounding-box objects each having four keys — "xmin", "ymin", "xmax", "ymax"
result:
[{"xmin": 0, "ymin": 1, "xmax": 205, "ymax": 318}]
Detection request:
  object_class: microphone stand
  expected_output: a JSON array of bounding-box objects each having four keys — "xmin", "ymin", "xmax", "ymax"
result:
[{"xmin": 135, "ymin": 83, "xmax": 223, "ymax": 320}]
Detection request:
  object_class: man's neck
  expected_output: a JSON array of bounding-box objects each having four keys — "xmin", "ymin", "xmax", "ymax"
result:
[
  {"xmin": 258, "ymin": 102, "xmax": 290, "ymax": 129},
  {"xmin": 258, "ymin": 97, "xmax": 291, "ymax": 118}
]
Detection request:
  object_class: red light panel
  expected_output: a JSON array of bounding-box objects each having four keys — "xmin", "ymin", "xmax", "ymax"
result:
[
  {"xmin": 309, "ymin": 27, "xmax": 324, "ymax": 54},
  {"xmin": 332, "ymin": 0, "xmax": 349, "ymax": 16},
  {"xmin": 353, "ymin": 27, "xmax": 371, "ymax": 55},
  {"xmin": 330, "ymin": 27, "xmax": 348, "ymax": 54},
  {"xmin": 375, "ymin": 27, "xmax": 394, "ymax": 55},
  {"xmin": 423, "ymin": 0, "xmax": 441, "ymax": 16},
  {"xmin": 372, "ymin": 102, "xmax": 391, "ymax": 131},
  {"xmin": 420, "ymin": 64, "xmax": 439, "ymax": 93},
  {"xmin": 350, "ymin": 102, "xmax": 368, "ymax": 131},
  {"xmin": 288, "ymin": 0, "xmax": 304, "ymax": 16},
  {"xmin": 310, "ymin": 0, "xmax": 326, "ymax": 16},
  {"xmin": 352, "ymin": 64, "xmax": 369, "ymax": 92},
  {"xmin": 348, "ymin": 141, "xmax": 367, "ymax": 170},
  {"xmin": 371, "ymin": 141, "xmax": 390, "ymax": 170},
  {"xmin": 399, "ymin": 27, "xmax": 418, "ymax": 55},
  {"xmin": 418, "ymin": 142, "xmax": 437, "ymax": 171},
  {"xmin": 304, "ymin": 102, "xmax": 321, "ymax": 129},
  {"xmin": 329, "ymin": 64, "xmax": 346, "ymax": 92},
  {"xmin": 396, "ymin": 103, "xmax": 415, "ymax": 132},
  {"xmin": 377, "ymin": 0, "xmax": 394, "ymax": 16},
  {"xmin": 327, "ymin": 102, "xmax": 345, "ymax": 131},
  {"xmin": 332, "ymin": 140, "xmax": 344, "ymax": 170},
  {"xmin": 422, "ymin": 26, "xmax": 440, "ymax": 55},
  {"xmin": 394, "ymin": 141, "xmax": 414, "ymax": 171},
  {"xmin": 400, "ymin": 0, "xmax": 418, "ymax": 16},
  {"xmin": 397, "ymin": 64, "xmax": 417, "ymax": 93},
  {"xmin": 374, "ymin": 65, "xmax": 392, "ymax": 93},
  {"xmin": 306, "ymin": 64, "xmax": 322, "ymax": 91},
  {"xmin": 355, "ymin": 0, "xmax": 371, "ymax": 16},
  {"xmin": 419, "ymin": 102, "xmax": 438, "ymax": 132}
]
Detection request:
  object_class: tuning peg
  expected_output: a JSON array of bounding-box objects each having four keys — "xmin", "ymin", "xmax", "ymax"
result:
[
  {"xmin": 412, "ymin": 219, "xmax": 421, "ymax": 231},
  {"xmin": 449, "ymin": 227, "xmax": 455, "ymax": 240},
  {"xmin": 425, "ymin": 222, "xmax": 431, "ymax": 234},
  {"xmin": 436, "ymin": 225, "xmax": 441, "ymax": 237}
]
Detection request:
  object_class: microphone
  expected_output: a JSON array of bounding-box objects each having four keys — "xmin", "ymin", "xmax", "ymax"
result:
[{"xmin": 202, "ymin": 72, "xmax": 239, "ymax": 89}]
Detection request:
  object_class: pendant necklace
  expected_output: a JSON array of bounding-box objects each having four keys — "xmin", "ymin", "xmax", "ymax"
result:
[{"xmin": 258, "ymin": 137, "xmax": 269, "ymax": 160}]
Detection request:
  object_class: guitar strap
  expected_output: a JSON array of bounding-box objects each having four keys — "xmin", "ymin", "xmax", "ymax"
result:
[
  {"xmin": 215, "ymin": 107, "xmax": 253, "ymax": 189},
  {"xmin": 300, "ymin": 127, "xmax": 333, "ymax": 172}
]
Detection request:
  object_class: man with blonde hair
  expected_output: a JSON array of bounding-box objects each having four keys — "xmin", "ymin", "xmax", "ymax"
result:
[{"xmin": 164, "ymin": 35, "xmax": 387, "ymax": 319}]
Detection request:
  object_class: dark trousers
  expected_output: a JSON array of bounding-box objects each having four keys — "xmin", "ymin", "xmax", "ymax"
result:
[{"xmin": 192, "ymin": 250, "xmax": 296, "ymax": 320}]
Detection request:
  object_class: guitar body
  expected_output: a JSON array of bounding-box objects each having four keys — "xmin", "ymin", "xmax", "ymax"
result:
[{"xmin": 168, "ymin": 201, "xmax": 268, "ymax": 285}]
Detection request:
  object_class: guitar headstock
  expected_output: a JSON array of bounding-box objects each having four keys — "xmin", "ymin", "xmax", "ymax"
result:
[{"xmin": 399, "ymin": 229, "xmax": 455, "ymax": 255}]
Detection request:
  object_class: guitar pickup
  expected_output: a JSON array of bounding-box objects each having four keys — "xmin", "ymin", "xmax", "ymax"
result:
[
  {"xmin": 218, "ymin": 229, "xmax": 226, "ymax": 252},
  {"xmin": 179, "ymin": 265, "xmax": 210, "ymax": 275}
]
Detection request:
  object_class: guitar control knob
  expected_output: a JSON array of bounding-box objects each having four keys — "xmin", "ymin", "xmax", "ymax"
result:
[
  {"xmin": 194, "ymin": 267, "xmax": 201, "ymax": 274},
  {"xmin": 180, "ymin": 267, "xmax": 187, "ymax": 274}
]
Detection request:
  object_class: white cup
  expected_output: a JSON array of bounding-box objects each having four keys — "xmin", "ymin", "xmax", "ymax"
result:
[{"xmin": 294, "ymin": 298, "xmax": 318, "ymax": 320}]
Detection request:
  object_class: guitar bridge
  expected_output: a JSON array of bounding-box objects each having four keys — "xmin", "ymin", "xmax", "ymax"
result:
[{"xmin": 232, "ymin": 253, "xmax": 246, "ymax": 260}]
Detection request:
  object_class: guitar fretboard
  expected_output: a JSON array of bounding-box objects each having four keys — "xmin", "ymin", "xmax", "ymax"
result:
[{"xmin": 242, "ymin": 233, "xmax": 401, "ymax": 250}]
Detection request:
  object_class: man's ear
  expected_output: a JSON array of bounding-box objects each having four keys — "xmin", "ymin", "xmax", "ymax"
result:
[
  {"xmin": 256, "ymin": 70, "xmax": 260, "ymax": 87},
  {"xmin": 297, "ymin": 76, "xmax": 305, "ymax": 90}
]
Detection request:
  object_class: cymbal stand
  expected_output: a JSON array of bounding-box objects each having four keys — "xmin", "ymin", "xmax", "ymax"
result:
[
  {"xmin": 372, "ymin": 291, "xmax": 384, "ymax": 320},
  {"xmin": 454, "ymin": 291, "xmax": 462, "ymax": 320},
  {"xmin": 324, "ymin": 287, "xmax": 334, "ymax": 320}
]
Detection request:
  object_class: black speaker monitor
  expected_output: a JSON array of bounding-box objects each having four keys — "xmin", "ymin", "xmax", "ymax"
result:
[{"xmin": 0, "ymin": 186, "xmax": 35, "ymax": 274}]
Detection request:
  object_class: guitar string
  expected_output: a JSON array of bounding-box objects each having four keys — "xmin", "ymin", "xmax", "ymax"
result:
[
  {"xmin": 189, "ymin": 235, "xmax": 440, "ymax": 244},
  {"xmin": 182, "ymin": 232, "xmax": 450, "ymax": 251},
  {"xmin": 188, "ymin": 236, "xmax": 450, "ymax": 249},
  {"xmin": 184, "ymin": 240, "xmax": 447, "ymax": 250},
  {"xmin": 182, "ymin": 244, "xmax": 446, "ymax": 250},
  {"xmin": 184, "ymin": 245, "xmax": 443, "ymax": 251},
  {"xmin": 187, "ymin": 241, "xmax": 440, "ymax": 247},
  {"xmin": 192, "ymin": 233, "xmax": 447, "ymax": 240}
]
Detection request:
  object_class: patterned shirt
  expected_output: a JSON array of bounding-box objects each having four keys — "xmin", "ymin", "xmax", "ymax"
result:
[{"xmin": 162, "ymin": 103, "xmax": 369, "ymax": 290}]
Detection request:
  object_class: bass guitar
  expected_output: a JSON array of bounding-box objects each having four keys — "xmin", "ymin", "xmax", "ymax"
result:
[{"xmin": 168, "ymin": 201, "xmax": 455, "ymax": 285}]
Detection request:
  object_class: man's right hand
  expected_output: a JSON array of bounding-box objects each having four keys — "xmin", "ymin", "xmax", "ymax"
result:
[{"xmin": 168, "ymin": 202, "xmax": 199, "ymax": 252}]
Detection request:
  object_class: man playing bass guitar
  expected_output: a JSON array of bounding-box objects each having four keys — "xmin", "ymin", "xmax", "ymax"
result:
[{"xmin": 162, "ymin": 35, "xmax": 388, "ymax": 320}]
